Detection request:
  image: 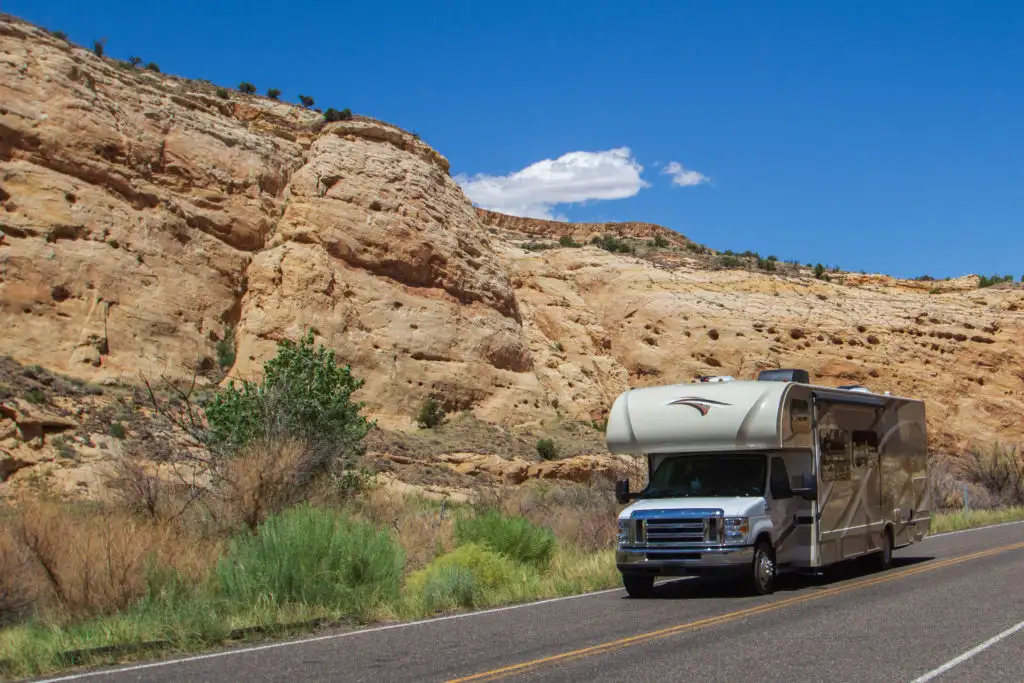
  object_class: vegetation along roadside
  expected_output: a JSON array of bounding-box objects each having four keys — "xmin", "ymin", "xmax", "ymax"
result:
[{"xmin": 1, "ymin": 330, "xmax": 1021, "ymax": 680}]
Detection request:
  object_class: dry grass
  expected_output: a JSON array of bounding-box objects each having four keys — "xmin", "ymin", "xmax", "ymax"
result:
[{"xmin": 2, "ymin": 496, "xmax": 220, "ymax": 621}]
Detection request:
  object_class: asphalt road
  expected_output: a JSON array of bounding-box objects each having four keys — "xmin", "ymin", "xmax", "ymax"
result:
[{"xmin": 29, "ymin": 520, "xmax": 1024, "ymax": 683}]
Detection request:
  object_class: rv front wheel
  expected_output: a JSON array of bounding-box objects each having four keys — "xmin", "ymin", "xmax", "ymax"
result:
[
  {"xmin": 623, "ymin": 574, "xmax": 654, "ymax": 598},
  {"xmin": 749, "ymin": 540, "xmax": 776, "ymax": 595}
]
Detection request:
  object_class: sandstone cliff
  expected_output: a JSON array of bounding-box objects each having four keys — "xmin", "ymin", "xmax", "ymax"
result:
[{"xmin": 2, "ymin": 15, "xmax": 1023, "ymax": 501}]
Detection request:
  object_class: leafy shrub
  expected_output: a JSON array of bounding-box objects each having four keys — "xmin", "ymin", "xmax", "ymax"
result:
[
  {"xmin": 978, "ymin": 274, "xmax": 1013, "ymax": 288},
  {"xmin": 23, "ymin": 389, "xmax": 45, "ymax": 404},
  {"xmin": 51, "ymin": 30, "xmax": 68, "ymax": 41},
  {"xmin": 591, "ymin": 234, "xmax": 633, "ymax": 254},
  {"xmin": 756, "ymin": 256, "xmax": 776, "ymax": 271},
  {"xmin": 109, "ymin": 422, "xmax": 126, "ymax": 439},
  {"xmin": 536, "ymin": 438, "xmax": 558, "ymax": 461},
  {"xmin": 558, "ymin": 235, "xmax": 580, "ymax": 247},
  {"xmin": 92, "ymin": 38, "xmax": 106, "ymax": 57},
  {"xmin": 298, "ymin": 94, "xmax": 315, "ymax": 108},
  {"xmin": 324, "ymin": 107, "xmax": 353, "ymax": 122},
  {"xmin": 215, "ymin": 326, "xmax": 236, "ymax": 370},
  {"xmin": 813, "ymin": 263, "xmax": 826, "ymax": 279},
  {"xmin": 454, "ymin": 509, "xmax": 555, "ymax": 569},
  {"xmin": 416, "ymin": 397, "xmax": 445, "ymax": 429},
  {"xmin": 203, "ymin": 329, "xmax": 372, "ymax": 479},
  {"xmin": 238, "ymin": 82, "xmax": 256, "ymax": 95},
  {"xmin": 128, "ymin": 56, "xmax": 141, "ymax": 67},
  {"xmin": 267, "ymin": 88, "xmax": 281, "ymax": 100},
  {"xmin": 651, "ymin": 233, "xmax": 669, "ymax": 248},
  {"xmin": 718, "ymin": 255, "xmax": 741, "ymax": 268},
  {"xmin": 215, "ymin": 87, "xmax": 229, "ymax": 99},
  {"xmin": 217, "ymin": 505, "xmax": 404, "ymax": 614},
  {"xmin": 145, "ymin": 62, "xmax": 160, "ymax": 73},
  {"xmin": 404, "ymin": 543, "xmax": 521, "ymax": 612}
]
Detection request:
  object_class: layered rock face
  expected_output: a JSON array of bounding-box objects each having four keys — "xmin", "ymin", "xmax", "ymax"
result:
[
  {"xmin": 0, "ymin": 17, "xmax": 536, "ymax": 429},
  {"xmin": 2, "ymin": 12, "xmax": 1024, "ymax": 481}
]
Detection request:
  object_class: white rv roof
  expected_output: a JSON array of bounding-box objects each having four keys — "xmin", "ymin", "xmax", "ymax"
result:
[
  {"xmin": 604, "ymin": 379, "xmax": 918, "ymax": 455},
  {"xmin": 605, "ymin": 380, "xmax": 789, "ymax": 455}
]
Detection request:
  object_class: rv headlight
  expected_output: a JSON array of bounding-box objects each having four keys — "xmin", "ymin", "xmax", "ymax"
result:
[
  {"xmin": 724, "ymin": 517, "xmax": 750, "ymax": 544},
  {"xmin": 617, "ymin": 519, "xmax": 628, "ymax": 545}
]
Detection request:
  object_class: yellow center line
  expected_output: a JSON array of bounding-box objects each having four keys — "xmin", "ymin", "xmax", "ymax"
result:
[{"xmin": 446, "ymin": 541, "xmax": 1024, "ymax": 683}]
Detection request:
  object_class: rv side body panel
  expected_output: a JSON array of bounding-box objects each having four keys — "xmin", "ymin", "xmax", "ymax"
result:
[
  {"xmin": 812, "ymin": 394, "xmax": 886, "ymax": 566},
  {"xmin": 810, "ymin": 392, "xmax": 928, "ymax": 567},
  {"xmin": 879, "ymin": 399, "xmax": 930, "ymax": 545}
]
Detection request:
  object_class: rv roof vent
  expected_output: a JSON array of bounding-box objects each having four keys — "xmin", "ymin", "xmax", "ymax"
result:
[
  {"xmin": 837, "ymin": 384, "xmax": 871, "ymax": 393},
  {"xmin": 757, "ymin": 368, "xmax": 810, "ymax": 384},
  {"xmin": 698, "ymin": 375, "xmax": 735, "ymax": 383}
]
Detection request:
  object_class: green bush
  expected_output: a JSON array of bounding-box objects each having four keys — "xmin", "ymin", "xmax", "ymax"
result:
[
  {"xmin": 216, "ymin": 505, "xmax": 404, "ymax": 615},
  {"xmin": 215, "ymin": 87, "xmax": 229, "ymax": 99},
  {"xmin": 454, "ymin": 509, "xmax": 556, "ymax": 569},
  {"xmin": 324, "ymin": 107, "xmax": 353, "ymax": 122},
  {"xmin": 203, "ymin": 329, "xmax": 372, "ymax": 477},
  {"xmin": 298, "ymin": 94, "xmax": 315, "ymax": 108},
  {"xmin": 978, "ymin": 274, "xmax": 1013, "ymax": 288},
  {"xmin": 405, "ymin": 543, "xmax": 522, "ymax": 612},
  {"xmin": 215, "ymin": 326, "xmax": 236, "ymax": 369},
  {"xmin": 267, "ymin": 88, "xmax": 281, "ymax": 100},
  {"xmin": 416, "ymin": 397, "xmax": 445, "ymax": 429},
  {"xmin": 109, "ymin": 422, "xmax": 126, "ymax": 439},
  {"xmin": 558, "ymin": 235, "xmax": 580, "ymax": 247},
  {"xmin": 238, "ymin": 82, "xmax": 256, "ymax": 95},
  {"xmin": 536, "ymin": 438, "xmax": 558, "ymax": 460},
  {"xmin": 591, "ymin": 234, "xmax": 633, "ymax": 254}
]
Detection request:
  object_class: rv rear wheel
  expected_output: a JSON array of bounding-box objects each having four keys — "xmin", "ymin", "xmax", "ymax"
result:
[
  {"xmin": 749, "ymin": 540, "xmax": 776, "ymax": 595},
  {"xmin": 623, "ymin": 574, "xmax": 654, "ymax": 598},
  {"xmin": 878, "ymin": 527, "xmax": 894, "ymax": 571}
]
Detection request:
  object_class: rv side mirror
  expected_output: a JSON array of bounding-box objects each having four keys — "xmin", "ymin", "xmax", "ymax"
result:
[
  {"xmin": 615, "ymin": 479, "xmax": 631, "ymax": 505},
  {"xmin": 792, "ymin": 472, "xmax": 818, "ymax": 501}
]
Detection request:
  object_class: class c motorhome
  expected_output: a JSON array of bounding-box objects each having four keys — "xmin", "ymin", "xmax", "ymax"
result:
[{"xmin": 607, "ymin": 369, "xmax": 929, "ymax": 596}]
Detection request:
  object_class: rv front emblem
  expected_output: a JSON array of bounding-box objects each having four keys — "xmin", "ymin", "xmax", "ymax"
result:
[{"xmin": 667, "ymin": 397, "xmax": 731, "ymax": 416}]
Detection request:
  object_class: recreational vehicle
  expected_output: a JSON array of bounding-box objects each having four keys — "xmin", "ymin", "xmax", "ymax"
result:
[{"xmin": 607, "ymin": 369, "xmax": 929, "ymax": 597}]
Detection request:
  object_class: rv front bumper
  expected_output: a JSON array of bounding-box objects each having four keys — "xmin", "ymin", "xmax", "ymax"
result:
[{"xmin": 616, "ymin": 545, "xmax": 754, "ymax": 575}]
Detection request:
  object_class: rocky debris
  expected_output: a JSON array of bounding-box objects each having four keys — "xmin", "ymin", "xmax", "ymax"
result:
[{"xmin": 0, "ymin": 398, "xmax": 77, "ymax": 442}]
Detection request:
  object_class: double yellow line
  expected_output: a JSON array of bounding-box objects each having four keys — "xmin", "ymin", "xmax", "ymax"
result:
[{"xmin": 447, "ymin": 540, "xmax": 1024, "ymax": 682}]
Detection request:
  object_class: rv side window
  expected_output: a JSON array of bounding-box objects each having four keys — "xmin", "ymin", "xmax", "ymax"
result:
[
  {"xmin": 820, "ymin": 428, "xmax": 851, "ymax": 482},
  {"xmin": 851, "ymin": 430, "xmax": 879, "ymax": 469}
]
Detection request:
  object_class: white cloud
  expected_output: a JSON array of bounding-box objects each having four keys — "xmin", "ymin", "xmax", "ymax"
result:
[
  {"xmin": 454, "ymin": 147, "xmax": 649, "ymax": 220},
  {"xmin": 661, "ymin": 161, "xmax": 710, "ymax": 187}
]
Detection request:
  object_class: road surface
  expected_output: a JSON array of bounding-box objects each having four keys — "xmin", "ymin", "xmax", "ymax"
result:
[{"xmin": 29, "ymin": 520, "xmax": 1024, "ymax": 683}]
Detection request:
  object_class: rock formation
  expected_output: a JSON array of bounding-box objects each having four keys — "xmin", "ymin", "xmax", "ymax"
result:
[{"xmin": 2, "ymin": 14, "xmax": 1023, "ymax": 500}]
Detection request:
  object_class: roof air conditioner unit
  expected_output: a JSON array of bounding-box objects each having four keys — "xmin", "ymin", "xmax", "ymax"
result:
[{"xmin": 757, "ymin": 368, "xmax": 810, "ymax": 383}]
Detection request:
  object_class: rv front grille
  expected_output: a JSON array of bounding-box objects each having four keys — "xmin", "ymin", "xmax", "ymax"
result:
[{"xmin": 628, "ymin": 511, "xmax": 725, "ymax": 547}]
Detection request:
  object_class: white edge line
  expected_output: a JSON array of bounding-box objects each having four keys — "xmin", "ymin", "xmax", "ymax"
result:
[
  {"xmin": 909, "ymin": 618, "xmax": 1024, "ymax": 682},
  {"xmin": 27, "ymin": 519, "xmax": 1023, "ymax": 682},
  {"xmin": 924, "ymin": 518, "xmax": 1024, "ymax": 538},
  {"xmin": 28, "ymin": 585, "xmax": 631, "ymax": 682}
]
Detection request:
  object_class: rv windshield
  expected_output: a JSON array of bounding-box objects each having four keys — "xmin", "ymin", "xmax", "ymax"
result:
[{"xmin": 639, "ymin": 454, "xmax": 767, "ymax": 499}]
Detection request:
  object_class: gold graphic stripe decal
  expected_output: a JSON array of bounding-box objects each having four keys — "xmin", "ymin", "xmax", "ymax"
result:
[{"xmin": 445, "ymin": 541, "xmax": 1024, "ymax": 682}]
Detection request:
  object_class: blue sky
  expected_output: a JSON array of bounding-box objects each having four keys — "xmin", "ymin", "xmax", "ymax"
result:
[{"xmin": 7, "ymin": 1, "xmax": 1024, "ymax": 279}]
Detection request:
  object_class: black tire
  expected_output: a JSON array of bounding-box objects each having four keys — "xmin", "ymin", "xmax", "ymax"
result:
[
  {"xmin": 623, "ymin": 574, "xmax": 654, "ymax": 598},
  {"xmin": 877, "ymin": 527, "xmax": 894, "ymax": 571},
  {"xmin": 748, "ymin": 540, "xmax": 776, "ymax": 595}
]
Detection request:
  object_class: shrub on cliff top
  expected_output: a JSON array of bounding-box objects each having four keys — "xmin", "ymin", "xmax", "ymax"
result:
[{"xmin": 324, "ymin": 107, "xmax": 353, "ymax": 122}]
